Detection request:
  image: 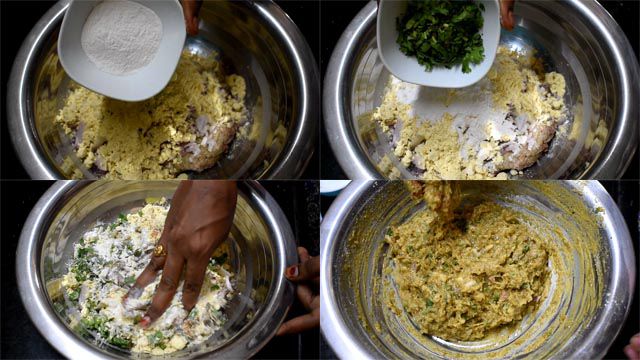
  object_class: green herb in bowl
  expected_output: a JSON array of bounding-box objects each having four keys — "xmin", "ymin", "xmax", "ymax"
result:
[{"xmin": 396, "ymin": 0, "xmax": 485, "ymax": 73}]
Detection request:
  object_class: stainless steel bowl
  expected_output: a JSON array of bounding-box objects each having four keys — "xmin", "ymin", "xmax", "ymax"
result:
[
  {"xmin": 324, "ymin": 0, "xmax": 639, "ymax": 179},
  {"xmin": 8, "ymin": 0, "xmax": 319, "ymax": 179},
  {"xmin": 17, "ymin": 181, "xmax": 297, "ymax": 359},
  {"xmin": 321, "ymin": 180, "xmax": 636, "ymax": 359}
]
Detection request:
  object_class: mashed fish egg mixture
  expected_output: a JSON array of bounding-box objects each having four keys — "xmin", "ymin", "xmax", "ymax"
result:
[
  {"xmin": 59, "ymin": 200, "xmax": 234, "ymax": 354},
  {"xmin": 55, "ymin": 51, "xmax": 248, "ymax": 179},
  {"xmin": 384, "ymin": 182, "xmax": 550, "ymax": 341},
  {"xmin": 374, "ymin": 47, "xmax": 568, "ymax": 179}
]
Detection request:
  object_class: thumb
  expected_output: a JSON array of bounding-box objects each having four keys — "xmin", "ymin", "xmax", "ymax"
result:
[
  {"xmin": 285, "ymin": 256, "xmax": 319, "ymax": 283},
  {"xmin": 499, "ymin": 0, "xmax": 515, "ymax": 31},
  {"xmin": 181, "ymin": 0, "xmax": 202, "ymax": 36},
  {"xmin": 188, "ymin": 16, "xmax": 199, "ymax": 36}
]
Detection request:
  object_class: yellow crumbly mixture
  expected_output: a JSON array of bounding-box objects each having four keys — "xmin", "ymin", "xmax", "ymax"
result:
[
  {"xmin": 489, "ymin": 51, "xmax": 565, "ymax": 117},
  {"xmin": 373, "ymin": 47, "xmax": 567, "ymax": 179},
  {"xmin": 384, "ymin": 181, "xmax": 550, "ymax": 341},
  {"xmin": 55, "ymin": 51, "xmax": 247, "ymax": 179}
]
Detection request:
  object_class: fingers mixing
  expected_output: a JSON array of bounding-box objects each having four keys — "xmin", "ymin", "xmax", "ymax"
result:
[{"xmin": 140, "ymin": 253, "xmax": 185, "ymax": 328}]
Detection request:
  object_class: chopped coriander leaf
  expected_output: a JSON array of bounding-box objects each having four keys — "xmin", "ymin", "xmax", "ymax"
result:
[
  {"xmin": 210, "ymin": 284, "xmax": 220, "ymax": 291},
  {"xmin": 86, "ymin": 298, "xmax": 98, "ymax": 312},
  {"xmin": 396, "ymin": 0, "xmax": 485, "ymax": 73},
  {"xmin": 118, "ymin": 213, "xmax": 128, "ymax": 223},
  {"xmin": 133, "ymin": 249, "xmax": 142, "ymax": 257},
  {"xmin": 68, "ymin": 289, "xmax": 80, "ymax": 301},
  {"xmin": 109, "ymin": 336, "xmax": 133, "ymax": 349},
  {"xmin": 72, "ymin": 259, "xmax": 93, "ymax": 282},
  {"xmin": 124, "ymin": 275, "xmax": 136, "ymax": 285},
  {"xmin": 82, "ymin": 315, "xmax": 110, "ymax": 338},
  {"xmin": 76, "ymin": 247, "xmax": 94, "ymax": 258},
  {"xmin": 53, "ymin": 301, "xmax": 65, "ymax": 315},
  {"xmin": 148, "ymin": 330, "xmax": 164, "ymax": 347}
]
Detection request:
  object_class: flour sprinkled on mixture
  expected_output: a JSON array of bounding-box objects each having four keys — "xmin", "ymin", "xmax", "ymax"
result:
[{"xmin": 58, "ymin": 200, "xmax": 234, "ymax": 354}]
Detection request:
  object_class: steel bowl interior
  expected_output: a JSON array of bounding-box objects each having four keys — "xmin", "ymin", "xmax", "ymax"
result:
[
  {"xmin": 10, "ymin": 0, "xmax": 318, "ymax": 179},
  {"xmin": 324, "ymin": 0, "xmax": 638, "ymax": 179},
  {"xmin": 18, "ymin": 181, "xmax": 296, "ymax": 359},
  {"xmin": 321, "ymin": 180, "xmax": 635, "ymax": 359}
]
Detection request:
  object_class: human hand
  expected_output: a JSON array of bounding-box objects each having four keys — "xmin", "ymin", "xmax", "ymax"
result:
[
  {"xmin": 625, "ymin": 333, "xmax": 640, "ymax": 360},
  {"xmin": 181, "ymin": 0, "xmax": 203, "ymax": 36},
  {"xmin": 500, "ymin": 0, "xmax": 515, "ymax": 30},
  {"xmin": 124, "ymin": 180, "xmax": 237, "ymax": 328},
  {"xmin": 277, "ymin": 247, "xmax": 320, "ymax": 336}
]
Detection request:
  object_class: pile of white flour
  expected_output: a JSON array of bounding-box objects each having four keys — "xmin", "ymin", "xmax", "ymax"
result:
[{"xmin": 81, "ymin": 0, "xmax": 163, "ymax": 75}]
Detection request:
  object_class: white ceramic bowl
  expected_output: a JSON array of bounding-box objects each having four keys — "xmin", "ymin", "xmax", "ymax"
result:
[
  {"xmin": 377, "ymin": 0, "xmax": 500, "ymax": 88},
  {"xmin": 58, "ymin": 0, "xmax": 186, "ymax": 101}
]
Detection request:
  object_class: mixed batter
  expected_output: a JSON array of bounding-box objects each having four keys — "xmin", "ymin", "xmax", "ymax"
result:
[
  {"xmin": 374, "ymin": 47, "xmax": 568, "ymax": 179},
  {"xmin": 385, "ymin": 181, "xmax": 550, "ymax": 341},
  {"xmin": 59, "ymin": 199, "xmax": 234, "ymax": 354},
  {"xmin": 55, "ymin": 51, "xmax": 248, "ymax": 179}
]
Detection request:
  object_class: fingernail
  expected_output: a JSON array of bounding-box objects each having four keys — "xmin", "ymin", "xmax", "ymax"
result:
[
  {"xmin": 286, "ymin": 265, "xmax": 298, "ymax": 278},
  {"xmin": 139, "ymin": 316, "xmax": 151, "ymax": 329},
  {"xmin": 632, "ymin": 335, "xmax": 640, "ymax": 347}
]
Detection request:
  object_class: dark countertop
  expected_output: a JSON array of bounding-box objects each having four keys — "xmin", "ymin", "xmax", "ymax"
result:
[
  {"xmin": 319, "ymin": 0, "xmax": 639, "ymax": 180},
  {"xmin": 0, "ymin": 0, "xmax": 320, "ymax": 180},
  {"xmin": 320, "ymin": 180, "xmax": 639, "ymax": 360},
  {"xmin": 0, "ymin": 180, "xmax": 320, "ymax": 359}
]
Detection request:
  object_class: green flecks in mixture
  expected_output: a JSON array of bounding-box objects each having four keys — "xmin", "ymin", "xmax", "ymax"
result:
[{"xmin": 384, "ymin": 181, "xmax": 550, "ymax": 341}]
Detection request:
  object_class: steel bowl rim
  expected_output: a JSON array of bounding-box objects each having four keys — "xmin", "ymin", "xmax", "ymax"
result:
[
  {"xmin": 16, "ymin": 180, "xmax": 297, "ymax": 359},
  {"xmin": 7, "ymin": 0, "xmax": 319, "ymax": 180},
  {"xmin": 322, "ymin": 0, "xmax": 639, "ymax": 180},
  {"xmin": 320, "ymin": 180, "xmax": 636, "ymax": 359}
]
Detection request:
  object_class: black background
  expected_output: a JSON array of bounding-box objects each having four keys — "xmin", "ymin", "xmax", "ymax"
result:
[
  {"xmin": 0, "ymin": 0, "xmax": 320, "ymax": 180},
  {"xmin": 319, "ymin": 0, "xmax": 640, "ymax": 180},
  {"xmin": 0, "ymin": 180, "xmax": 320, "ymax": 359},
  {"xmin": 320, "ymin": 180, "xmax": 640, "ymax": 360}
]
